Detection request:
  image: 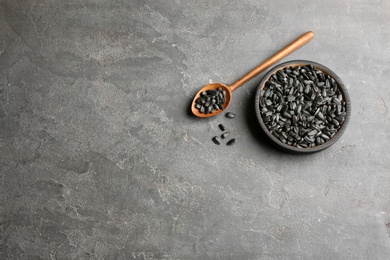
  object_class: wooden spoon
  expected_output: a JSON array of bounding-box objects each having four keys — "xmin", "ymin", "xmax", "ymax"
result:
[{"xmin": 191, "ymin": 31, "xmax": 315, "ymax": 118}]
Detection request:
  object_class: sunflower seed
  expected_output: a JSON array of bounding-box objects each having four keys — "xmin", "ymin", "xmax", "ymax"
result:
[
  {"xmin": 212, "ymin": 136, "xmax": 221, "ymax": 145},
  {"xmin": 331, "ymin": 119, "xmax": 340, "ymax": 127},
  {"xmin": 218, "ymin": 124, "xmax": 226, "ymax": 131},
  {"xmin": 283, "ymin": 111, "xmax": 292, "ymax": 119},
  {"xmin": 226, "ymin": 138, "xmax": 236, "ymax": 146},
  {"xmin": 287, "ymin": 95, "xmax": 295, "ymax": 102},
  {"xmin": 333, "ymin": 97, "xmax": 341, "ymax": 105},
  {"xmin": 221, "ymin": 132, "xmax": 230, "ymax": 139},
  {"xmin": 317, "ymin": 111, "xmax": 325, "ymax": 120},
  {"xmin": 293, "ymin": 115, "xmax": 298, "ymax": 124},
  {"xmin": 321, "ymin": 134, "xmax": 330, "ymax": 141},
  {"xmin": 276, "ymin": 103, "xmax": 283, "ymax": 112},
  {"xmin": 265, "ymin": 111, "xmax": 273, "ymax": 117},
  {"xmin": 225, "ymin": 112, "xmax": 236, "ymax": 118}
]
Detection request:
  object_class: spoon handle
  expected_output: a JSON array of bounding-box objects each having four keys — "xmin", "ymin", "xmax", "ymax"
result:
[{"xmin": 229, "ymin": 31, "xmax": 315, "ymax": 91}]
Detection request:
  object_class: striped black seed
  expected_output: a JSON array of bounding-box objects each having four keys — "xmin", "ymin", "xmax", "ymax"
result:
[
  {"xmin": 308, "ymin": 130, "xmax": 317, "ymax": 137},
  {"xmin": 333, "ymin": 97, "xmax": 341, "ymax": 105},
  {"xmin": 218, "ymin": 124, "xmax": 226, "ymax": 131},
  {"xmin": 337, "ymin": 116, "xmax": 345, "ymax": 124},
  {"xmin": 321, "ymin": 134, "xmax": 330, "ymax": 140},
  {"xmin": 283, "ymin": 111, "xmax": 292, "ymax": 119},
  {"xmin": 226, "ymin": 138, "xmax": 236, "ymax": 146},
  {"xmin": 313, "ymin": 108, "xmax": 320, "ymax": 116},
  {"xmin": 212, "ymin": 136, "xmax": 221, "ymax": 145},
  {"xmin": 304, "ymin": 84, "xmax": 311, "ymax": 94},
  {"xmin": 298, "ymin": 84, "xmax": 303, "ymax": 93},
  {"xmin": 293, "ymin": 115, "xmax": 298, "ymax": 124},
  {"xmin": 296, "ymin": 104, "xmax": 302, "ymax": 114},
  {"xmin": 322, "ymin": 88, "xmax": 327, "ymax": 97},
  {"xmin": 265, "ymin": 111, "xmax": 273, "ymax": 117},
  {"xmin": 287, "ymin": 95, "xmax": 295, "ymax": 102},
  {"xmin": 275, "ymin": 113, "xmax": 280, "ymax": 122},
  {"xmin": 277, "ymin": 74, "xmax": 286, "ymax": 82},
  {"xmin": 332, "ymin": 119, "xmax": 340, "ymax": 127},
  {"xmin": 225, "ymin": 112, "xmax": 236, "ymax": 118},
  {"xmin": 221, "ymin": 132, "xmax": 230, "ymax": 139},
  {"xmin": 317, "ymin": 111, "xmax": 325, "ymax": 120}
]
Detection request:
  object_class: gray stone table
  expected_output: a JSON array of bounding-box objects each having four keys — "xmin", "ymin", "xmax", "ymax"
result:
[{"xmin": 1, "ymin": 0, "xmax": 390, "ymax": 259}]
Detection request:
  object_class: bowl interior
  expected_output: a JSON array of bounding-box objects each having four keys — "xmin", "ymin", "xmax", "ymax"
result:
[{"xmin": 255, "ymin": 60, "xmax": 351, "ymax": 153}]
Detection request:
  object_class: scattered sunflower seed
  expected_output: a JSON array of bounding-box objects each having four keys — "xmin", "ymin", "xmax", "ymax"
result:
[
  {"xmin": 212, "ymin": 136, "xmax": 221, "ymax": 145},
  {"xmin": 225, "ymin": 112, "xmax": 236, "ymax": 118},
  {"xmin": 226, "ymin": 138, "xmax": 236, "ymax": 146},
  {"xmin": 218, "ymin": 124, "xmax": 226, "ymax": 131},
  {"xmin": 221, "ymin": 132, "xmax": 230, "ymax": 139}
]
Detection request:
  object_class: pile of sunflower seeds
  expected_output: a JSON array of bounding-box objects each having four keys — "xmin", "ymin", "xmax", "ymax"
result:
[
  {"xmin": 195, "ymin": 88, "xmax": 226, "ymax": 114},
  {"xmin": 259, "ymin": 65, "xmax": 347, "ymax": 148}
]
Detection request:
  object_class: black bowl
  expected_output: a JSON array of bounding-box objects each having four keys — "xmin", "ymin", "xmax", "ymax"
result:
[{"xmin": 254, "ymin": 60, "xmax": 351, "ymax": 154}]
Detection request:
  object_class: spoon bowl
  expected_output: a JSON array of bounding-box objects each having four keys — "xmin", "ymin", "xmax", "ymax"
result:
[
  {"xmin": 191, "ymin": 31, "xmax": 315, "ymax": 118},
  {"xmin": 191, "ymin": 83, "xmax": 232, "ymax": 118}
]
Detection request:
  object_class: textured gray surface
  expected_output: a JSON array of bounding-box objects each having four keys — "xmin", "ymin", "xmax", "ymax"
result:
[{"xmin": 1, "ymin": 0, "xmax": 390, "ymax": 259}]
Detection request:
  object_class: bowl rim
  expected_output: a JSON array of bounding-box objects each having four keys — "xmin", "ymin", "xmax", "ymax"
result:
[{"xmin": 254, "ymin": 60, "xmax": 351, "ymax": 154}]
